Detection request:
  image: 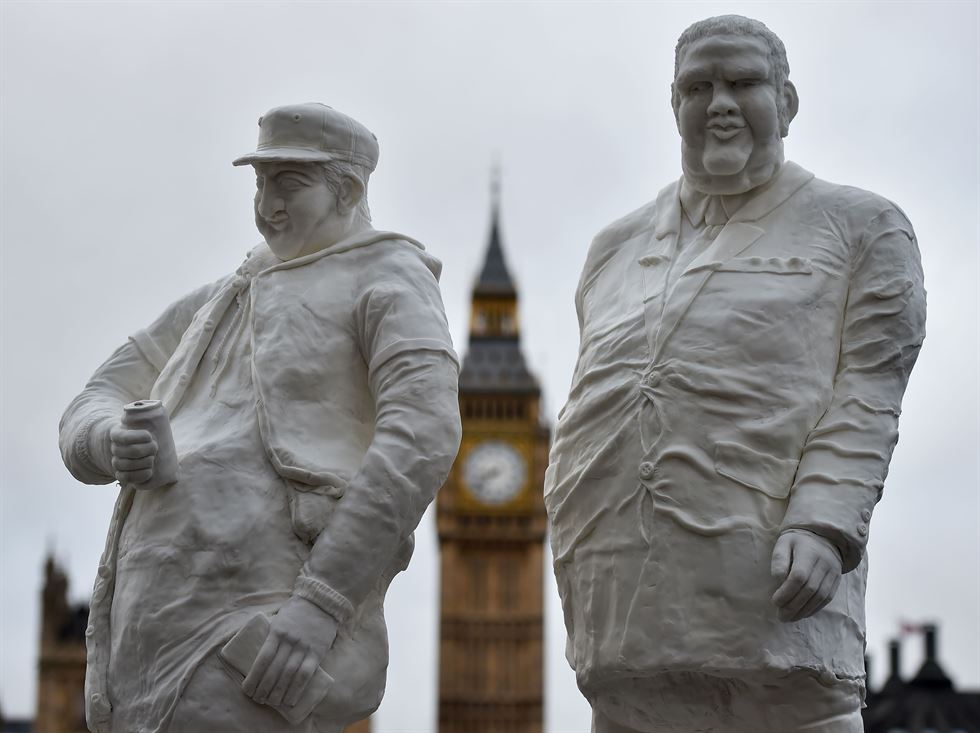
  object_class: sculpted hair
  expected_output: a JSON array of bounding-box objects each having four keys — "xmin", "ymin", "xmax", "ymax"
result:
[
  {"xmin": 672, "ymin": 15, "xmax": 793, "ymax": 131},
  {"xmin": 318, "ymin": 160, "xmax": 373, "ymax": 223}
]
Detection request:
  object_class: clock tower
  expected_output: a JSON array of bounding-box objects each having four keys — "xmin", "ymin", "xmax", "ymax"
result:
[{"xmin": 437, "ymin": 172, "xmax": 549, "ymax": 733}]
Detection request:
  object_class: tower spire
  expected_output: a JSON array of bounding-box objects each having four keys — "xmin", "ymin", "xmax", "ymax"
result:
[
  {"xmin": 475, "ymin": 158, "xmax": 516, "ymax": 296},
  {"xmin": 491, "ymin": 155, "xmax": 501, "ymax": 217}
]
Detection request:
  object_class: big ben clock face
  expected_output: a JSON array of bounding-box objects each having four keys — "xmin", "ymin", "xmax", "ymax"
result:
[{"xmin": 463, "ymin": 441, "xmax": 527, "ymax": 505}]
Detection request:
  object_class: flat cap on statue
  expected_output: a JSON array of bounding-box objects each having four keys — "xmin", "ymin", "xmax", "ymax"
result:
[{"xmin": 232, "ymin": 102, "xmax": 379, "ymax": 171}]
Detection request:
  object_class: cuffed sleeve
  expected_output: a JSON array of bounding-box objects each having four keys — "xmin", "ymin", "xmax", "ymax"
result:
[
  {"xmin": 59, "ymin": 341, "xmax": 159, "ymax": 484},
  {"xmin": 781, "ymin": 206, "xmax": 926, "ymax": 571}
]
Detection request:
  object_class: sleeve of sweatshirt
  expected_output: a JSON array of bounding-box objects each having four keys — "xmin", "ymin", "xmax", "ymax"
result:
[{"xmin": 294, "ymin": 248, "xmax": 461, "ymax": 623}]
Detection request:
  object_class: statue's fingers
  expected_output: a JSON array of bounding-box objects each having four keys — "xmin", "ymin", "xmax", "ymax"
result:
[
  {"xmin": 115, "ymin": 468, "xmax": 154, "ymax": 485},
  {"xmin": 771, "ymin": 554, "xmax": 814, "ymax": 607},
  {"xmin": 265, "ymin": 647, "xmax": 306, "ymax": 708},
  {"xmin": 254, "ymin": 643, "xmax": 293, "ymax": 703},
  {"xmin": 770, "ymin": 536, "xmax": 792, "ymax": 582},
  {"xmin": 794, "ymin": 571, "xmax": 838, "ymax": 620},
  {"xmin": 776, "ymin": 569, "xmax": 821, "ymax": 620},
  {"xmin": 110, "ymin": 428, "xmax": 155, "ymax": 446},
  {"xmin": 111, "ymin": 441, "xmax": 158, "ymax": 459},
  {"xmin": 112, "ymin": 456, "xmax": 155, "ymax": 473},
  {"xmin": 242, "ymin": 635, "xmax": 281, "ymax": 698},
  {"xmin": 283, "ymin": 654, "xmax": 320, "ymax": 708}
]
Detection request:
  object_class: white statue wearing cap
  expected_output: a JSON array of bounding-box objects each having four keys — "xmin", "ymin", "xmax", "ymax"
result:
[
  {"xmin": 545, "ymin": 16, "xmax": 926, "ymax": 732},
  {"xmin": 59, "ymin": 102, "xmax": 462, "ymax": 733}
]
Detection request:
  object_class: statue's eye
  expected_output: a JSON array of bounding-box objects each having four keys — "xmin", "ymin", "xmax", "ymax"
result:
[
  {"xmin": 688, "ymin": 82, "xmax": 710, "ymax": 94},
  {"xmin": 279, "ymin": 178, "xmax": 304, "ymax": 192}
]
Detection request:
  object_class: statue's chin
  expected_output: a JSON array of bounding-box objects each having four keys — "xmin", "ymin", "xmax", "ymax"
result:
[
  {"xmin": 265, "ymin": 235, "xmax": 305, "ymax": 261},
  {"xmin": 682, "ymin": 142, "xmax": 784, "ymax": 196},
  {"xmin": 702, "ymin": 148, "xmax": 751, "ymax": 177}
]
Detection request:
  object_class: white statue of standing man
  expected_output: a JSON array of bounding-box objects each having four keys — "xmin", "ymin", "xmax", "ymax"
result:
[
  {"xmin": 60, "ymin": 103, "xmax": 462, "ymax": 733},
  {"xmin": 545, "ymin": 16, "xmax": 926, "ymax": 733}
]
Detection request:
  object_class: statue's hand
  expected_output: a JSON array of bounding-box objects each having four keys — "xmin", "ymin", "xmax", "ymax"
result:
[
  {"xmin": 109, "ymin": 422, "xmax": 158, "ymax": 486},
  {"xmin": 770, "ymin": 530, "xmax": 843, "ymax": 622},
  {"xmin": 241, "ymin": 596, "xmax": 338, "ymax": 710}
]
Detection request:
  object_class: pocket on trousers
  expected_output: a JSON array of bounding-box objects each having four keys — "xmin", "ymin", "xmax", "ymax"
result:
[
  {"xmin": 286, "ymin": 481, "xmax": 345, "ymax": 545},
  {"xmin": 714, "ymin": 441, "xmax": 797, "ymax": 500}
]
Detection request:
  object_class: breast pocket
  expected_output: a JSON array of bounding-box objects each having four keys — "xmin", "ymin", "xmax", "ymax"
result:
[
  {"xmin": 716, "ymin": 256, "xmax": 813, "ymax": 276},
  {"xmin": 639, "ymin": 254, "xmax": 670, "ymax": 301}
]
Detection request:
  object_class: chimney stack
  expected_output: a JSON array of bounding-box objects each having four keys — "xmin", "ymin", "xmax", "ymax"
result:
[
  {"xmin": 911, "ymin": 622, "xmax": 953, "ymax": 690},
  {"xmin": 880, "ymin": 638, "xmax": 905, "ymax": 695}
]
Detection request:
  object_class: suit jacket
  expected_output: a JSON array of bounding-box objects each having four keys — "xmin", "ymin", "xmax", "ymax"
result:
[
  {"xmin": 545, "ymin": 162, "xmax": 926, "ymax": 692},
  {"xmin": 60, "ymin": 230, "xmax": 462, "ymax": 731}
]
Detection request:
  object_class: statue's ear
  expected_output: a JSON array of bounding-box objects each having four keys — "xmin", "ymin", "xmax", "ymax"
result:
[
  {"xmin": 781, "ymin": 80, "xmax": 799, "ymax": 137},
  {"xmin": 671, "ymin": 83, "xmax": 682, "ymax": 133},
  {"xmin": 337, "ymin": 174, "xmax": 365, "ymax": 215}
]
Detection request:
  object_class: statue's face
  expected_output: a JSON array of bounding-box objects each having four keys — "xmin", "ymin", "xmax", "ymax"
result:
[
  {"xmin": 674, "ymin": 33, "xmax": 792, "ymax": 194},
  {"xmin": 253, "ymin": 162, "xmax": 340, "ymax": 260}
]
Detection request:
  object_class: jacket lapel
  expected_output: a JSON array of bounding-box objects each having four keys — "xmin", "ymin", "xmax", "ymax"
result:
[
  {"xmin": 650, "ymin": 162, "xmax": 815, "ymax": 359},
  {"xmin": 653, "ymin": 222, "xmax": 764, "ymax": 359},
  {"xmin": 641, "ymin": 180, "xmax": 682, "ymax": 355}
]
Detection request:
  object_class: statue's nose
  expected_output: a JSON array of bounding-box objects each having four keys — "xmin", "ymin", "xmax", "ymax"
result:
[
  {"xmin": 257, "ymin": 188, "xmax": 285, "ymax": 219},
  {"xmin": 707, "ymin": 85, "xmax": 739, "ymax": 117}
]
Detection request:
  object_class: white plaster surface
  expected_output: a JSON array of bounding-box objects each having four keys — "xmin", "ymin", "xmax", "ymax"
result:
[
  {"xmin": 57, "ymin": 104, "xmax": 462, "ymax": 732},
  {"xmin": 544, "ymin": 16, "xmax": 926, "ymax": 733}
]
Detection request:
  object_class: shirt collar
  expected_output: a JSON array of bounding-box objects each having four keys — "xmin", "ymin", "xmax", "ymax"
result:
[{"xmin": 679, "ymin": 166, "xmax": 785, "ymax": 227}]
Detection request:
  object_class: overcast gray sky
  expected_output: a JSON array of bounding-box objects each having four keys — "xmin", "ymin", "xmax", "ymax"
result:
[{"xmin": 2, "ymin": 1, "xmax": 978, "ymax": 730}]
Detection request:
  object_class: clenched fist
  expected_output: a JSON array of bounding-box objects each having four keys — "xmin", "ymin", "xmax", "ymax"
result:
[{"xmin": 109, "ymin": 423, "xmax": 159, "ymax": 486}]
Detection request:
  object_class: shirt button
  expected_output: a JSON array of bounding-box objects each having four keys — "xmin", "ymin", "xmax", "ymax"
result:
[
  {"xmin": 178, "ymin": 374, "xmax": 189, "ymax": 385},
  {"xmin": 639, "ymin": 462, "xmax": 655, "ymax": 481},
  {"xmin": 203, "ymin": 319, "xmax": 215, "ymax": 331},
  {"xmin": 861, "ymin": 510, "xmax": 872, "ymax": 522},
  {"xmin": 857, "ymin": 523, "xmax": 868, "ymax": 536}
]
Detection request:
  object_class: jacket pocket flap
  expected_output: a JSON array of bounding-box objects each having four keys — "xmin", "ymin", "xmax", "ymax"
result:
[
  {"xmin": 714, "ymin": 441, "xmax": 797, "ymax": 500},
  {"xmin": 717, "ymin": 256, "xmax": 812, "ymax": 275}
]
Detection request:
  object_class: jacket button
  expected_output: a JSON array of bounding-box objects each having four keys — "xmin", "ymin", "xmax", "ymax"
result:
[
  {"xmin": 85, "ymin": 625, "xmax": 95, "ymax": 637},
  {"xmin": 97, "ymin": 564, "xmax": 110, "ymax": 578},
  {"xmin": 203, "ymin": 319, "xmax": 215, "ymax": 331},
  {"xmin": 861, "ymin": 510, "xmax": 872, "ymax": 522},
  {"xmin": 857, "ymin": 523, "xmax": 868, "ymax": 536},
  {"xmin": 639, "ymin": 462, "xmax": 655, "ymax": 481}
]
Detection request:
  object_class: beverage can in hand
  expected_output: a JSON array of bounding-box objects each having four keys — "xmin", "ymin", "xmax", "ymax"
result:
[{"xmin": 121, "ymin": 399, "xmax": 179, "ymax": 490}]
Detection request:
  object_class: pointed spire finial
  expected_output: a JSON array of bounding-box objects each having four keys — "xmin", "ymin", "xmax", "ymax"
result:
[
  {"xmin": 474, "ymin": 154, "xmax": 516, "ymax": 297},
  {"xmin": 490, "ymin": 153, "xmax": 501, "ymax": 216}
]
